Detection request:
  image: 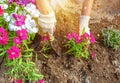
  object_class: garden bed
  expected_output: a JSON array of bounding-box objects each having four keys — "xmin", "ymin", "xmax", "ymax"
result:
[
  {"xmin": 1, "ymin": 15, "xmax": 119, "ymax": 83},
  {"xmin": 38, "ymin": 16, "xmax": 120, "ymax": 83},
  {"xmin": 0, "ymin": 0, "xmax": 120, "ymax": 83}
]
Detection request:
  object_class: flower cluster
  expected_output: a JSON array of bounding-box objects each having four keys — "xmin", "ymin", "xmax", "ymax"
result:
[
  {"xmin": 0, "ymin": 0, "xmax": 43, "ymax": 82},
  {"xmin": 6, "ymin": 46, "xmax": 20, "ymax": 60},
  {"xmin": 0, "ymin": 6, "xmax": 4, "ymax": 16},
  {"xmin": 8, "ymin": 0, "xmax": 35, "ymax": 5},
  {"xmin": 41, "ymin": 35, "xmax": 50, "ymax": 42},
  {"xmin": 0, "ymin": 27, "xmax": 8, "ymax": 45},
  {"xmin": 0, "ymin": 0, "xmax": 40, "ymax": 33},
  {"xmin": 13, "ymin": 29, "xmax": 27, "ymax": 45},
  {"xmin": 65, "ymin": 32, "xmax": 95, "ymax": 58},
  {"xmin": 66, "ymin": 32, "xmax": 95, "ymax": 44}
]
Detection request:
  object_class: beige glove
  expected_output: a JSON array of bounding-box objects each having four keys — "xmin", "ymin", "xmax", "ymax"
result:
[
  {"xmin": 38, "ymin": 11, "xmax": 56, "ymax": 40},
  {"xmin": 79, "ymin": 15, "xmax": 90, "ymax": 35}
]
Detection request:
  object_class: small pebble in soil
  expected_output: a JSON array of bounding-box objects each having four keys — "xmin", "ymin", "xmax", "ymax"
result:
[{"xmin": 97, "ymin": 34, "xmax": 100, "ymax": 37}]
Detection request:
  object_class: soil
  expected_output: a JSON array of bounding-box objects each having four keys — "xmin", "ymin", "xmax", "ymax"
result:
[
  {"xmin": 36, "ymin": 16, "xmax": 120, "ymax": 83},
  {"xmin": 0, "ymin": 0, "xmax": 120, "ymax": 83}
]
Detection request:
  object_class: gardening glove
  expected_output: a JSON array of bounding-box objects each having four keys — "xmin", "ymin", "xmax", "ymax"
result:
[
  {"xmin": 38, "ymin": 11, "xmax": 56, "ymax": 41},
  {"xmin": 79, "ymin": 15, "xmax": 90, "ymax": 35}
]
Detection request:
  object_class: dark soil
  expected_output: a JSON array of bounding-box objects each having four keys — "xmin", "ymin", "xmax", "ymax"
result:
[{"xmin": 35, "ymin": 16, "xmax": 120, "ymax": 83}]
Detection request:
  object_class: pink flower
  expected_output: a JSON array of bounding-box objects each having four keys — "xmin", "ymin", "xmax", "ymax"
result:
[
  {"xmin": 83, "ymin": 32, "xmax": 89, "ymax": 39},
  {"xmin": 41, "ymin": 35, "xmax": 49, "ymax": 42},
  {"xmin": 6, "ymin": 46, "xmax": 20, "ymax": 60},
  {"xmin": 12, "ymin": 14, "xmax": 25, "ymax": 26},
  {"xmin": 0, "ymin": 6, "xmax": 4, "ymax": 16},
  {"xmin": 66, "ymin": 32, "xmax": 82, "ymax": 43},
  {"xmin": 29, "ymin": 0, "xmax": 35, "ymax": 4},
  {"xmin": 90, "ymin": 32, "xmax": 95, "ymax": 43},
  {"xmin": 36, "ymin": 79, "xmax": 44, "ymax": 83},
  {"xmin": 71, "ymin": 32, "xmax": 79, "ymax": 39},
  {"xmin": 16, "ymin": 0, "xmax": 29, "ymax": 5},
  {"xmin": 16, "ymin": 29, "xmax": 27, "ymax": 40},
  {"xmin": 91, "ymin": 52, "xmax": 95, "ymax": 59},
  {"xmin": 16, "ymin": 79, "xmax": 22, "ymax": 83},
  {"xmin": 8, "ymin": 0, "xmax": 34, "ymax": 5},
  {"xmin": 13, "ymin": 37, "xmax": 21, "ymax": 44},
  {"xmin": 0, "ymin": 27, "xmax": 8, "ymax": 45},
  {"xmin": 90, "ymin": 37, "xmax": 95, "ymax": 43},
  {"xmin": 66, "ymin": 33, "xmax": 72, "ymax": 40},
  {"xmin": 8, "ymin": 0, "xmax": 14, "ymax": 4},
  {"xmin": 75, "ymin": 38, "xmax": 81, "ymax": 43},
  {"xmin": 14, "ymin": 79, "xmax": 22, "ymax": 83},
  {"xmin": 71, "ymin": 32, "xmax": 81, "ymax": 43}
]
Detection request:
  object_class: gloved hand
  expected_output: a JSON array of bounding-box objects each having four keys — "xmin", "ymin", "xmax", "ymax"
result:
[
  {"xmin": 79, "ymin": 15, "xmax": 90, "ymax": 35},
  {"xmin": 38, "ymin": 11, "xmax": 56, "ymax": 41}
]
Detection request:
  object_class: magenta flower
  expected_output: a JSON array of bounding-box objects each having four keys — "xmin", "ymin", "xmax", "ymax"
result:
[
  {"xmin": 71, "ymin": 32, "xmax": 80, "ymax": 41},
  {"xmin": 0, "ymin": 6, "xmax": 4, "ymax": 16},
  {"xmin": 66, "ymin": 32, "xmax": 82, "ymax": 43},
  {"xmin": 12, "ymin": 14, "xmax": 25, "ymax": 26},
  {"xmin": 90, "ymin": 37, "xmax": 95, "ymax": 43},
  {"xmin": 36, "ymin": 79, "xmax": 44, "ymax": 83},
  {"xmin": 83, "ymin": 32, "xmax": 89, "ymax": 39},
  {"xmin": 16, "ymin": 29, "xmax": 27, "ymax": 40},
  {"xmin": 41, "ymin": 35, "xmax": 49, "ymax": 42},
  {"xmin": 29, "ymin": 0, "xmax": 35, "ymax": 4},
  {"xmin": 91, "ymin": 52, "xmax": 95, "ymax": 59},
  {"xmin": 66, "ymin": 33, "xmax": 72, "ymax": 40},
  {"xmin": 90, "ymin": 32, "xmax": 95, "ymax": 43},
  {"xmin": 16, "ymin": 0, "xmax": 29, "ymax": 5},
  {"xmin": 71, "ymin": 32, "xmax": 79, "ymax": 39},
  {"xmin": 13, "ymin": 37, "xmax": 21, "ymax": 44},
  {"xmin": 75, "ymin": 38, "xmax": 81, "ymax": 43},
  {"xmin": 8, "ymin": 0, "xmax": 14, "ymax": 4},
  {"xmin": 0, "ymin": 27, "xmax": 8, "ymax": 45},
  {"xmin": 16, "ymin": 79, "xmax": 22, "ymax": 83},
  {"xmin": 14, "ymin": 79, "xmax": 22, "ymax": 83},
  {"xmin": 8, "ymin": 0, "xmax": 34, "ymax": 5},
  {"xmin": 6, "ymin": 46, "xmax": 20, "ymax": 60}
]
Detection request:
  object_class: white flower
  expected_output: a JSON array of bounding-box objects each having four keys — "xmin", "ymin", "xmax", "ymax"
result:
[
  {"xmin": 29, "ymin": 27, "xmax": 38, "ymax": 34},
  {"xmin": 24, "ymin": 3, "xmax": 40, "ymax": 18},
  {"xmin": 24, "ymin": 14, "xmax": 38, "ymax": 33},
  {"xmin": 3, "ymin": 13, "xmax": 11, "ymax": 22},
  {"xmin": 0, "ymin": 4, "xmax": 8, "ymax": 9},
  {"xmin": 32, "ymin": 10, "xmax": 40, "ymax": 18},
  {"xmin": 8, "ymin": 23, "xmax": 17, "ymax": 31},
  {"xmin": 8, "ymin": 23, "xmax": 21, "ymax": 31},
  {"xmin": 21, "ymin": 25, "xmax": 26, "ymax": 29},
  {"xmin": 25, "ymin": 3, "xmax": 36, "ymax": 9}
]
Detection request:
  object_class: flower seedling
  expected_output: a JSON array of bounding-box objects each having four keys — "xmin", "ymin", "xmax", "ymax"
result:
[
  {"xmin": 64, "ymin": 32, "xmax": 95, "ymax": 59},
  {"xmin": 39, "ymin": 35, "xmax": 51, "ymax": 58},
  {"xmin": 102, "ymin": 27, "xmax": 120, "ymax": 50}
]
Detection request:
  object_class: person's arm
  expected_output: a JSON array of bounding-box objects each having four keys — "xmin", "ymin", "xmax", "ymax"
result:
[
  {"xmin": 78, "ymin": 0, "xmax": 94, "ymax": 35},
  {"xmin": 81, "ymin": 0, "xmax": 94, "ymax": 16},
  {"xmin": 35, "ymin": 0, "xmax": 56, "ymax": 40},
  {"xmin": 36, "ymin": 0, "xmax": 53, "ymax": 14}
]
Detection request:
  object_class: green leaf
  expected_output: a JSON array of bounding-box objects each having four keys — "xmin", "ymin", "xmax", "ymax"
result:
[{"xmin": 0, "ymin": 51, "xmax": 6, "ymax": 56}]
